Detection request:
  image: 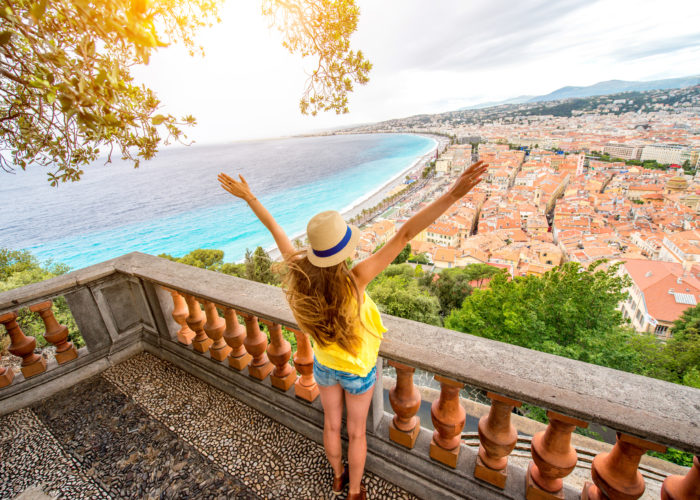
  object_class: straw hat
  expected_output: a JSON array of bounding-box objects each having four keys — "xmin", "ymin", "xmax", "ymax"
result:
[{"xmin": 306, "ymin": 211, "xmax": 359, "ymax": 267}]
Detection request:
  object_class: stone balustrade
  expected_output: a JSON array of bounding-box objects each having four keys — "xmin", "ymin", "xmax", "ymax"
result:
[{"xmin": 1, "ymin": 252, "xmax": 698, "ymax": 500}]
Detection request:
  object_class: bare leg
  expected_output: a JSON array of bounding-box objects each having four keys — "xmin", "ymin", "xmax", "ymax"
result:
[
  {"xmin": 318, "ymin": 383, "xmax": 345, "ymax": 477},
  {"xmin": 345, "ymin": 383, "xmax": 375, "ymax": 495}
]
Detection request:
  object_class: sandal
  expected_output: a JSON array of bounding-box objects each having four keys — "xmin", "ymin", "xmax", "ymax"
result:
[
  {"xmin": 347, "ymin": 485, "xmax": 367, "ymax": 500},
  {"xmin": 331, "ymin": 466, "xmax": 349, "ymax": 496}
]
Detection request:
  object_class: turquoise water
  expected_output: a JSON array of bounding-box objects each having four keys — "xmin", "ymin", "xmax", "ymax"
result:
[{"xmin": 1, "ymin": 134, "xmax": 436, "ymax": 269}]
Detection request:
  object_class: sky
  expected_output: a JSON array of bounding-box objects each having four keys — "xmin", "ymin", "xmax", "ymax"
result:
[{"xmin": 132, "ymin": 0, "xmax": 700, "ymax": 144}]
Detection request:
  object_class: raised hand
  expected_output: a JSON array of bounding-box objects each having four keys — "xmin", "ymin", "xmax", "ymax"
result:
[
  {"xmin": 218, "ymin": 173, "xmax": 256, "ymax": 202},
  {"xmin": 447, "ymin": 161, "xmax": 488, "ymax": 200}
]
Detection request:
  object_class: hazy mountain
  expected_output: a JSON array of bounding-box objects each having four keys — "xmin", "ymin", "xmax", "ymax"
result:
[
  {"xmin": 461, "ymin": 75, "xmax": 700, "ymax": 110},
  {"xmin": 533, "ymin": 75, "xmax": 700, "ymax": 102},
  {"xmin": 461, "ymin": 95, "xmax": 534, "ymax": 110}
]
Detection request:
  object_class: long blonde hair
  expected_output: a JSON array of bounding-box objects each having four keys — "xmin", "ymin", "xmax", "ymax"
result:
[{"xmin": 282, "ymin": 251, "xmax": 365, "ymax": 356}]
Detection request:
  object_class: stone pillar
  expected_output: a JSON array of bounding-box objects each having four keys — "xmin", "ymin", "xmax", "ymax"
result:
[
  {"xmin": 429, "ymin": 375, "xmax": 466, "ymax": 468},
  {"xmin": 264, "ymin": 321, "xmax": 296, "ymax": 391},
  {"xmin": 0, "ymin": 354, "xmax": 14, "ymax": 387},
  {"xmin": 527, "ymin": 411, "xmax": 588, "ymax": 500},
  {"xmin": 201, "ymin": 300, "xmax": 232, "ymax": 362},
  {"xmin": 388, "ymin": 360, "xmax": 421, "ymax": 449},
  {"xmin": 582, "ymin": 433, "xmax": 666, "ymax": 500},
  {"xmin": 183, "ymin": 294, "xmax": 212, "ymax": 353},
  {"xmin": 475, "ymin": 392, "xmax": 522, "ymax": 488},
  {"xmin": 222, "ymin": 308, "xmax": 252, "ymax": 370},
  {"xmin": 167, "ymin": 288, "xmax": 195, "ymax": 345},
  {"xmin": 28, "ymin": 300, "xmax": 78, "ymax": 364},
  {"xmin": 241, "ymin": 313, "xmax": 272, "ymax": 380},
  {"xmin": 289, "ymin": 327, "xmax": 319, "ymax": 402},
  {"xmin": 661, "ymin": 455, "xmax": 700, "ymax": 500},
  {"xmin": 0, "ymin": 311, "xmax": 46, "ymax": 378}
]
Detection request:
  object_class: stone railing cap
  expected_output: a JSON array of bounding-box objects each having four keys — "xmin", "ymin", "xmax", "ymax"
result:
[{"xmin": 1, "ymin": 251, "xmax": 697, "ymax": 453}]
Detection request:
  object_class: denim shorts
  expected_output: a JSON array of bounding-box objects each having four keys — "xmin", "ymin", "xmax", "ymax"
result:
[{"xmin": 313, "ymin": 357, "xmax": 377, "ymax": 395}]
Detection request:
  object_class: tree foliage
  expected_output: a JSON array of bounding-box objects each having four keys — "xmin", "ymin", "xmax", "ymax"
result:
[
  {"xmin": 407, "ymin": 252, "xmax": 430, "ymax": 264},
  {"xmin": 392, "ymin": 243, "xmax": 411, "ymax": 265},
  {"xmin": 366, "ymin": 264, "xmax": 441, "ymax": 326},
  {"xmin": 0, "ymin": 248, "xmax": 81, "ymax": 348},
  {"xmin": 159, "ymin": 246, "xmax": 279, "ymax": 284},
  {"xmin": 422, "ymin": 264, "xmax": 501, "ymax": 316},
  {"xmin": 445, "ymin": 261, "xmax": 640, "ymax": 370},
  {"xmin": 1, "ymin": 0, "xmax": 371, "ymax": 183},
  {"xmin": 262, "ymin": 0, "xmax": 371, "ymax": 116},
  {"xmin": 630, "ymin": 304, "xmax": 700, "ymax": 389},
  {"xmin": 244, "ymin": 246, "xmax": 280, "ymax": 285}
]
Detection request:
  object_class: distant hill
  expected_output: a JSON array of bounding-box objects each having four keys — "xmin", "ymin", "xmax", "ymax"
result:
[
  {"xmin": 461, "ymin": 75, "xmax": 700, "ymax": 110},
  {"xmin": 461, "ymin": 95, "xmax": 533, "ymax": 110}
]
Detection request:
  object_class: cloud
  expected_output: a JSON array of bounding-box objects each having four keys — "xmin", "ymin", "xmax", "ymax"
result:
[
  {"xmin": 359, "ymin": 0, "xmax": 596, "ymax": 72},
  {"xmin": 611, "ymin": 33, "xmax": 700, "ymax": 61}
]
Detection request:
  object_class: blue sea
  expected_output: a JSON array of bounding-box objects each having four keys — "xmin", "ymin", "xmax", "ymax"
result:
[{"xmin": 1, "ymin": 134, "xmax": 436, "ymax": 270}]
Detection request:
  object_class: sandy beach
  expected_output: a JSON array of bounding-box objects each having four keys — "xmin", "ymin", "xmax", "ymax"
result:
[{"xmin": 267, "ymin": 134, "xmax": 447, "ymax": 260}]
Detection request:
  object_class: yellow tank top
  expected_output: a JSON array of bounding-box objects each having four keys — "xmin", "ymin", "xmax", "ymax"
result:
[{"xmin": 312, "ymin": 292, "xmax": 387, "ymax": 377}]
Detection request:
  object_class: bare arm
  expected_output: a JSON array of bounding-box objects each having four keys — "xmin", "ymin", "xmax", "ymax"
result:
[
  {"xmin": 351, "ymin": 161, "xmax": 487, "ymax": 289},
  {"xmin": 218, "ymin": 173, "xmax": 296, "ymax": 259}
]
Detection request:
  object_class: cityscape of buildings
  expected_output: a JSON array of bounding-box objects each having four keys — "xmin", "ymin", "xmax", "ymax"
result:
[{"xmin": 349, "ymin": 85, "xmax": 700, "ymax": 339}]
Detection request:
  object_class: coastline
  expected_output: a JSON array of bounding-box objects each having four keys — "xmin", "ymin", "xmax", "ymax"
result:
[{"xmin": 267, "ymin": 135, "xmax": 444, "ymax": 260}]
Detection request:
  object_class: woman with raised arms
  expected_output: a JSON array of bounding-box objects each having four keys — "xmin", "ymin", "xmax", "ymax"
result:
[{"xmin": 218, "ymin": 160, "xmax": 486, "ymax": 499}]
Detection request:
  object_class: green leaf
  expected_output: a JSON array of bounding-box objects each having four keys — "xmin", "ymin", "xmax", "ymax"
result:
[
  {"xmin": 30, "ymin": 0, "xmax": 48, "ymax": 20},
  {"xmin": 151, "ymin": 114, "xmax": 167, "ymax": 125}
]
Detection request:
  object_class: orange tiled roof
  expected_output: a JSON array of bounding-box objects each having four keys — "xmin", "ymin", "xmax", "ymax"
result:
[{"xmin": 623, "ymin": 259, "xmax": 700, "ymax": 322}]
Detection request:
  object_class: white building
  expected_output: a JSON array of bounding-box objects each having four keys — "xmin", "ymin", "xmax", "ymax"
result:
[
  {"xmin": 603, "ymin": 143, "xmax": 643, "ymax": 160},
  {"xmin": 640, "ymin": 144, "xmax": 690, "ymax": 165}
]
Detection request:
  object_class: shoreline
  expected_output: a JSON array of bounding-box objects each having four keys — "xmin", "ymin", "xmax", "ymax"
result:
[{"xmin": 267, "ymin": 135, "xmax": 445, "ymax": 260}]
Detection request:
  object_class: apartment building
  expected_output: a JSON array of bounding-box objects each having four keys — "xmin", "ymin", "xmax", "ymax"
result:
[
  {"xmin": 658, "ymin": 230, "xmax": 700, "ymax": 264},
  {"xmin": 640, "ymin": 144, "xmax": 690, "ymax": 165},
  {"xmin": 425, "ymin": 222, "xmax": 459, "ymax": 247},
  {"xmin": 620, "ymin": 260, "xmax": 700, "ymax": 338},
  {"xmin": 603, "ymin": 143, "xmax": 643, "ymax": 160}
]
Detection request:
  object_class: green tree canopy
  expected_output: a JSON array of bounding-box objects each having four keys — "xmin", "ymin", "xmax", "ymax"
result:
[
  {"xmin": 392, "ymin": 243, "xmax": 411, "ymax": 265},
  {"xmin": 407, "ymin": 252, "xmax": 430, "ymax": 264},
  {"xmin": 367, "ymin": 264, "xmax": 441, "ymax": 326},
  {"xmin": 159, "ymin": 248, "xmax": 246, "ymax": 277},
  {"xmin": 445, "ymin": 261, "xmax": 640, "ymax": 371},
  {"xmin": 244, "ymin": 246, "xmax": 279, "ymax": 285},
  {"xmin": 631, "ymin": 305, "xmax": 700, "ymax": 389},
  {"xmin": 426, "ymin": 267, "xmax": 474, "ymax": 316},
  {"xmin": 1, "ymin": 0, "xmax": 371, "ymax": 184},
  {"xmin": 420, "ymin": 264, "xmax": 501, "ymax": 316},
  {"xmin": 0, "ymin": 248, "xmax": 80, "ymax": 348}
]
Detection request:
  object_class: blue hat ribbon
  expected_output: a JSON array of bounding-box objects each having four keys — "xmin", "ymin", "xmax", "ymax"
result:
[{"xmin": 312, "ymin": 226, "xmax": 352, "ymax": 258}]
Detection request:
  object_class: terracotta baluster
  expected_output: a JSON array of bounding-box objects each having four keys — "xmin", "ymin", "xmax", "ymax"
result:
[
  {"xmin": 430, "ymin": 375, "xmax": 466, "ymax": 468},
  {"xmin": 28, "ymin": 300, "xmax": 78, "ymax": 364},
  {"xmin": 262, "ymin": 321, "xmax": 296, "ymax": 391},
  {"xmin": 241, "ymin": 313, "xmax": 272, "ymax": 380},
  {"xmin": 223, "ymin": 308, "xmax": 252, "ymax": 370},
  {"xmin": 0, "ymin": 352, "xmax": 14, "ymax": 388},
  {"xmin": 183, "ymin": 294, "xmax": 212, "ymax": 353},
  {"xmin": 0, "ymin": 311, "xmax": 46, "ymax": 378},
  {"xmin": 166, "ymin": 288, "xmax": 195, "ymax": 345},
  {"xmin": 475, "ymin": 392, "xmax": 522, "ymax": 488},
  {"xmin": 388, "ymin": 360, "xmax": 421, "ymax": 449},
  {"xmin": 582, "ymin": 433, "xmax": 666, "ymax": 500},
  {"xmin": 527, "ymin": 411, "xmax": 588, "ymax": 499},
  {"xmin": 661, "ymin": 455, "xmax": 700, "ymax": 500},
  {"xmin": 201, "ymin": 300, "xmax": 232, "ymax": 362},
  {"xmin": 289, "ymin": 327, "xmax": 319, "ymax": 402}
]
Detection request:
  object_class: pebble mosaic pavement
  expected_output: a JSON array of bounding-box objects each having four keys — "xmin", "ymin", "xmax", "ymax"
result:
[{"xmin": 1, "ymin": 352, "xmax": 417, "ymax": 500}]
